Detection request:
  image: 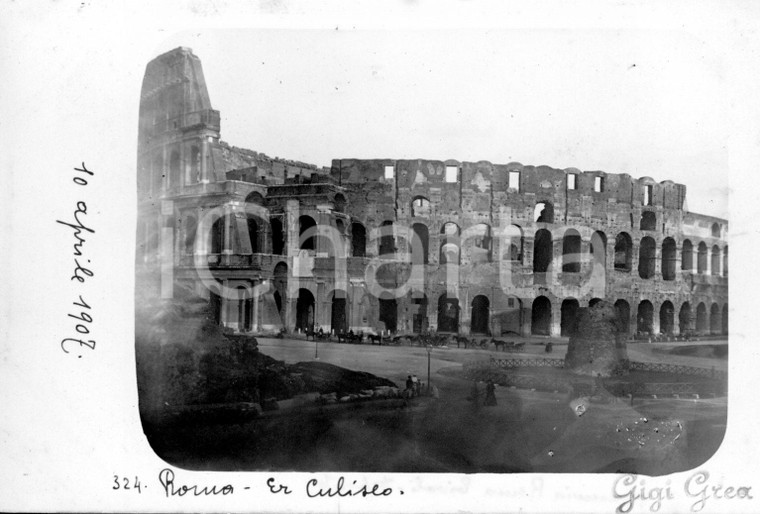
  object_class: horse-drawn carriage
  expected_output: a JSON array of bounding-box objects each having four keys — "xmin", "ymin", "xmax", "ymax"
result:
[
  {"xmin": 489, "ymin": 338, "xmax": 526, "ymax": 352},
  {"xmin": 304, "ymin": 326, "xmax": 330, "ymax": 341}
]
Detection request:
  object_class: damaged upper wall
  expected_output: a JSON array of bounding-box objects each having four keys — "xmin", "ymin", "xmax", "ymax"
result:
[
  {"xmin": 211, "ymin": 141, "xmax": 324, "ymax": 185},
  {"xmin": 330, "ymin": 158, "xmax": 694, "ymax": 228}
]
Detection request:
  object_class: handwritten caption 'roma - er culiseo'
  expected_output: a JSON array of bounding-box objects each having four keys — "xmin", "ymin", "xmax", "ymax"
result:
[{"xmin": 112, "ymin": 469, "xmax": 401, "ymax": 499}]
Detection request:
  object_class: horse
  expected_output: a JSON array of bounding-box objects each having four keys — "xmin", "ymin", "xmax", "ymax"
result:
[
  {"xmin": 454, "ymin": 335, "xmax": 470, "ymax": 348},
  {"xmin": 491, "ymin": 338, "xmax": 509, "ymax": 351}
]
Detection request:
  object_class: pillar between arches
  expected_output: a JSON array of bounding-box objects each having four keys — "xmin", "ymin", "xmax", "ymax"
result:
[
  {"xmin": 460, "ymin": 287, "xmax": 470, "ymax": 335},
  {"xmin": 550, "ymin": 298, "xmax": 561, "ymax": 337}
]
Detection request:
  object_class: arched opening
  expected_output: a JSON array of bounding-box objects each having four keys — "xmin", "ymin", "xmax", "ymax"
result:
[
  {"xmin": 411, "ymin": 196, "xmax": 431, "ymax": 217},
  {"xmin": 562, "ymin": 229, "xmax": 581, "ymax": 272},
  {"xmin": 246, "ymin": 216, "xmax": 259, "ymax": 254},
  {"xmin": 637, "ymin": 300, "xmax": 654, "ymax": 335},
  {"xmin": 299, "ymin": 215, "xmax": 317, "ymax": 251},
  {"xmin": 591, "ymin": 231, "xmax": 607, "ymax": 269},
  {"xmin": 273, "ymin": 262, "xmax": 288, "ymax": 321},
  {"xmin": 534, "ymin": 202, "xmax": 554, "ymax": 223},
  {"xmin": 210, "ymin": 290, "xmax": 222, "ymax": 325},
  {"xmin": 533, "ymin": 229, "xmax": 552, "ymax": 273},
  {"xmin": 615, "ymin": 300, "xmax": 631, "ymax": 335},
  {"xmin": 439, "ymin": 222, "xmax": 460, "ymax": 264},
  {"xmin": 189, "ymin": 145, "xmax": 200, "ymax": 183},
  {"xmin": 711, "ymin": 223, "xmax": 721, "ymax": 238},
  {"xmin": 411, "ymin": 293, "xmax": 428, "ymax": 333},
  {"xmin": 273, "ymin": 290, "xmax": 283, "ymax": 317},
  {"xmin": 379, "ymin": 294, "xmax": 398, "ymax": 333},
  {"xmin": 184, "ymin": 216, "xmax": 197, "ymax": 255},
  {"xmin": 589, "ymin": 298, "xmax": 603, "ymax": 307},
  {"xmin": 468, "ymin": 223, "xmax": 492, "ymax": 263},
  {"xmin": 560, "ymin": 298, "xmax": 579, "ymax": 337},
  {"xmin": 531, "ymin": 296, "xmax": 552, "ymax": 335},
  {"xmin": 723, "ymin": 246, "xmax": 728, "ymax": 276},
  {"xmin": 710, "ymin": 303, "xmax": 721, "ymax": 335},
  {"xmin": 697, "ymin": 242, "xmax": 708, "ymax": 273},
  {"xmin": 412, "ymin": 223, "xmax": 429, "ymax": 264},
  {"xmin": 236, "ymin": 285, "xmax": 252, "ymax": 332},
  {"xmin": 661, "ymin": 238, "xmax": 677, "ymax": 281},
  {"xmin": 296, "ymin": 288, "xmax": 315, "ymax": 332},
  {"xmin": 437, "ymin": 294, "xmax": 460, "ymax": 333},
  {"xmin": 679, "ymin": 302, "xmax": 692, "ymax": 335},
  {"xmin": 211, "ymin": 216, "xmax": 225, "ymax": 254},
  {"xmin": 351, "ymin": 222, "xmax": 367, "ymax": 257},
  {"xmin": 722, "ymin": 304, "xmax": 728, "ymax": 334},
  {"xmin": 470, "ymin": 295, "xmax": 490, "ymax": 334},
  {"xmin": 696, "ymin": 303, "xmax": 708, "ymax": 333},
  {"xmin": 379, "ymin": 220, "xmax": 395, "ymax": 256},
  {"xmin": 638, "ymin": 236, "xmax": 656, "ymax": 279},
  {"xmin": 333, "ymin": 193, "xmax": 346, "ymax": 213},
  {"xmin": 614, "ymin": 233, "xmax": 633, "ymax": 271},
  {"xmin": 169, "ymin": 149, "xmax": 180, "ymax": 188},
  {"xmin": 504, "ymin": 224, "xmax": 524, "ymax": 263},
  {"xmin": 271, "ymin": 218, "xmax": 285, "ymax": 255},
  {"xmin": 245, "ymin": 193, "xmax": 266, "ymax": 254},
  {"xmin": 659, "ymin": 301, "xmax": 674, "ymax": 335},
  {"xmin": 711, "ymin": 245, "xmax": 721, "ymax": 275},
  {"xmin": 640, "ymin": 211, "xmax": 656, "ymax": 231},
  {"xmin": 245, "ymin": 191, "xmax": 265, "ymax": 205},
  {"xmin": 331, "ymin": 290, "xmax": 348, "ymax": 334},
  {"xmin": 681, "ymin": 240, "xmax": 693, "ymax": 271}
]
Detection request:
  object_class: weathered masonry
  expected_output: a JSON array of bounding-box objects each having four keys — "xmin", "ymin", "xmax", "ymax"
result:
[{"xmin": 136, "ymin": 47, "xmax": 728, "ymax": 339}]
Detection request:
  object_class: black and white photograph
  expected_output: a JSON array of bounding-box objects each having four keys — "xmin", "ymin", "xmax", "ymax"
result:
[
  {"xmin": 136, "ymin": 33, "xmax": 728, "ymax": 475},
  {"xmin": 3, "ymin": 1, "xmax": 758, "ymax": 512}
]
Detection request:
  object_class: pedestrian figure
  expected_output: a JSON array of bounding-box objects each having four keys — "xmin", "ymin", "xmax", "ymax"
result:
[
  {"xmin": 406, "ymin": 375, "xmax": 414, "ymax": 394},
  {"xmin": 468, "ymin": 380, "xmax": 481, "ymax": 409},
  {"xmin": 545, "ymin": 341, "xmax": 553, "ymax": 353},
  {"xmin": 484, "ymin": 379, "xmax": 497, "ymax": 406},
  {"xmin": 412, "ymin": 375, "xmax": 420, "ymax": 397}
]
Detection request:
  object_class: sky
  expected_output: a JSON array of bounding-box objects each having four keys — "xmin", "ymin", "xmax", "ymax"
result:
[{"xmin": 161, "ymin": 28, "xmax": 730, "ymax": 219}]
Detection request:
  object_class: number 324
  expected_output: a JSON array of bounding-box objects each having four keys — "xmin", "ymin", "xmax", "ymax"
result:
[{"xmin": 113, "ymin": 475, "xmax": 143, "ymax": 493}]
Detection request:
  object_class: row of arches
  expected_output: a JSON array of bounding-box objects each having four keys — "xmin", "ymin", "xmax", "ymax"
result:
[
  {"xmin": 148, "ymin": 145, "xmax": 203, "ymax": 193},
  {"xmin": 410, "ymin": 196, "xmax": 675, "ymax": 237},
  {"xmin": 287, "ymin": 289, "xmax": 498, "ymax": 335},
  {"xmin": 534, "ymin": 297, "xmax": 728, "ymax": 336},
  {"xmin": 682, "ymin": 240, "xmax": 728, "ymax": 276},
  {"xmin": 179, "ymin": 207, "xmax": 725, "ymax": 282},
  {"xmin": 224, "ymin": 265, "xmax": 727, "ymax": 338}
]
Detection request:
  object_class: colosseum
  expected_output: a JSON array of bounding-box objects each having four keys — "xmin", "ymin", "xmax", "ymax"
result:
[{"xmin": 136, "ymin": 47, "xmax": 729, "ymax": 341}]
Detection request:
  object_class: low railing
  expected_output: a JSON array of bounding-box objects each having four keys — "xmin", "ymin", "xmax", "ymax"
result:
[
  {"xmin": 462, "ymin": 357, "xmax": 727, "ymax": 397},
  {"xmin": 463, "ymin": 357, "xmax": 565, "ymax": 374},
  {"xmin": 622, "ymin": 360, "xmax": 726, "ymax": 380}
]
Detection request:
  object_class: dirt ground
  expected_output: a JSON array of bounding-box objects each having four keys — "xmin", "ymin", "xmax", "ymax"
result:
[{"xmin": 146, "ymin": 336, "xmax": 727, "ymax": 474}]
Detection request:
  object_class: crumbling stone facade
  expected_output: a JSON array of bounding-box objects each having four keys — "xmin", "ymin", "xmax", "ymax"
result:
[{"xmin": 137, "ymin": 47, "xmax": 729, "ymax": 339}]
